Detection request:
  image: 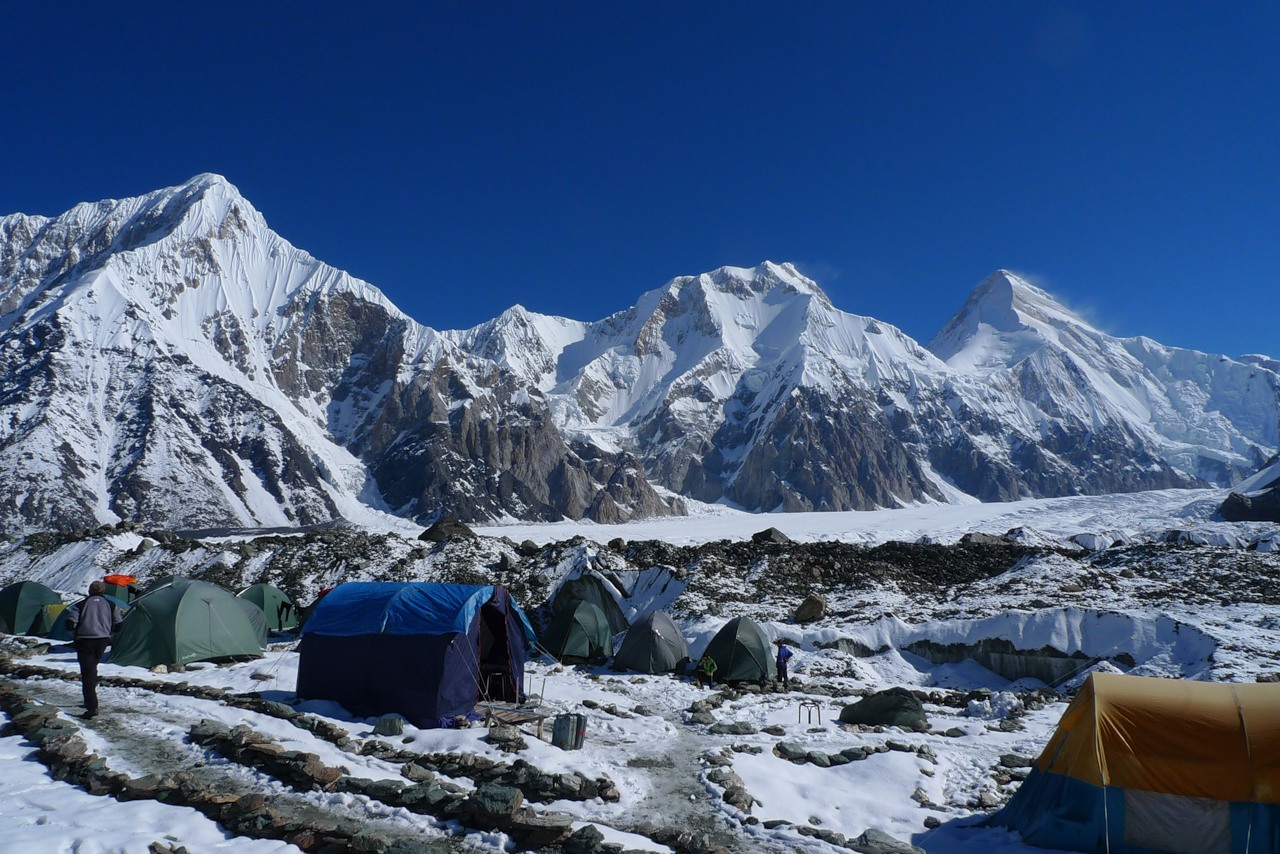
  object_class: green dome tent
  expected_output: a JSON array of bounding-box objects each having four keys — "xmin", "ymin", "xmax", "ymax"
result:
[
  {"xmin": 237, "ymin": 583, "xmax": 298, "ymax": 632},
  {"xmin": 0, "ymin": 581, "xmax": 62, "ymax": 635},
  {"xmin": 613, "ymin": 610, "xmax": 689, "ymax": 674},
  {"xmin": 542, "ymin": 600, "xmax": 613, "ymax": 664},
  {"xmin": 34, "ymin": 595, "xmax": 129, "ymax": 640},
  {"xmin": 110, "ymin": 578, "xmax": 263, "ymax": 668},
  {"xmin": 552, "ymin": 573, "xmax": 629, "ymax": 635},
  {"xmin": 701, "ymin": 616, "xmax": 775, "ymax": 684}
]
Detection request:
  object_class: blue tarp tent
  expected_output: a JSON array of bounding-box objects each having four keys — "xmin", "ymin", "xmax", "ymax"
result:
[{"xmin": 296, "ymin": 582, "xmax": 537, "ymax": 728}]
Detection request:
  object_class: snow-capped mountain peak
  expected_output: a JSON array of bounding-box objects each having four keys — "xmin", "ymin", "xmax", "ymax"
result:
[{"xmin": 927, "ymin": 269, "xmax": 1097, "ymax": 371}]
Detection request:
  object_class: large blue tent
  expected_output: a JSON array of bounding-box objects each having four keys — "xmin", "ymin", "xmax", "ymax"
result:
[{"xmin": 296, "ymin": 582, "xmax": 536, "ymax": 728}]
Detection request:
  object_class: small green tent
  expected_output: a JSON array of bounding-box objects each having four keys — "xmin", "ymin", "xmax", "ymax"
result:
[
  {"xmin": 701, "ymin": 616, "xmax": 775, "ymax": 684},
  {"xmin": 237, "ymin": 583, "xmax": 298, "ymax": 632},
  {"xmin": 553, "ymin": 573, "xmax": 629, "ymax": 635},
  {"xmin": 613, "ymin": 610, "xmax": 689, "ymax": 674},
  {"xmin": 110, "ymin": 578, "xmax": 263, "ymax": 668},
  {"xmin": 542, "ymin": 600, "xmax": 613, "ymax": 664},
  {"xmin": 0, "ymin": 581, "xmax": 63, "ymax": 635}
]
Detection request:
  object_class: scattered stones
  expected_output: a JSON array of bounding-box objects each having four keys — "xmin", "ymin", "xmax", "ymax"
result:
[{"xmin": 762, "ymin": 724, "xmax": 786, "ymax": 736}]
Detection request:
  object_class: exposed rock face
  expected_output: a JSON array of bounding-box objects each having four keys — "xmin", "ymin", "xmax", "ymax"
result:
[{"xmin": 1220, "ymin": 457, "xmax": 1280, "ymax": 523}]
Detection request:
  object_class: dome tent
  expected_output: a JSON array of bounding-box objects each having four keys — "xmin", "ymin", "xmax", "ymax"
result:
[
  {"xmin": 110, "ymin": 578, "xmax": 264, "ymax": 668},
  {"xmin": 0, "ymin": 581, "xmax": 62, "ymax": 635},
  {"xmin": 297, "ymin": 583, "xmax": 537, "ymax": 728},
  {"xmin": 701, "ymin": 616, "xmax": 775, "ymax": 684},
  {"xmin": 613, "ymin": 611, "xmax": 689, "ymax": 674},
  {"xmin": 238, "ymin": 583, "xmax": 298, "ymax": 632},
  {"xmin": 551, "ymin": 572, "xmax": 629, "ymax": 635},
  {"xmin": 542, "ymin": 600, "xmax": 613, "ymax": 664},
  {"xmin": 990, "ymin": 672, "xmax": 1280, "ymax": 853}
]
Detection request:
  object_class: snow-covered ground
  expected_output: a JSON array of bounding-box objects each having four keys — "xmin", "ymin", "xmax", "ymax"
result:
[
  {"xmin": 475, "ymin": 486, "xmax": 1228, "ymax": 546},
  {"xmin": 3, "ymin": 488, "xmax": 1278, "ymax": 853}
]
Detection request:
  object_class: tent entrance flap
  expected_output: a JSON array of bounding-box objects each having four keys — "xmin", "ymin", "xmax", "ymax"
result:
[{"xmin": 480, "ymin": 602, "xmax": 518, "ymax": 702}]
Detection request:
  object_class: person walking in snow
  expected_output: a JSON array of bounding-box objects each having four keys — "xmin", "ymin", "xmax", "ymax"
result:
[
  {"xmin": 695, "ymin": 653, "xmax": 718, "ymax": 688},
  {"xmin": 775, "ymin": 641, "xmax": 794, "ymax": 690},
  {"xmin": 64, "ymin": 580, "xmax": 124, "ymax": 719}
]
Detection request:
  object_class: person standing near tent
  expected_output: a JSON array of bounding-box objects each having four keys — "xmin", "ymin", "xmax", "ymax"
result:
[
  {"xmin": 695, "ymin": 652, "xmax": 717, "ymax": 688},
  {"xmin": 64, "ymin": 581, "xmax": 124, "ymax": 719},
  {"xmin": 775, "ymin": 641, "xmax": 794, "ymax": 690}
]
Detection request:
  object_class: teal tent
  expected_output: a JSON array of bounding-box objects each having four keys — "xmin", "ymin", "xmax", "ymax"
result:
[
  {"xmin": 238, "ymin": 583, "xmax": 298, "ymax": 632},
  {"xmin": 542, "ymin": 600, "xmax": 613, "ymax": 664},
  {"xmin": 0, "ymin": 581, "xmax": 62, "ymax": 635},
  {"xmin": 110, "ymin": 578, "xmax": 263, "ymax": 668},
  {"xmin": 613, "ymin": 611, "xmax": 689, "ymax": 674},
  {"xmin": 701, "ymin": 617, "xmax": 775, "ymax": 684},
  {"xmin": 552, "ymin": 573, "xmax": 629, "ymax": 635}
]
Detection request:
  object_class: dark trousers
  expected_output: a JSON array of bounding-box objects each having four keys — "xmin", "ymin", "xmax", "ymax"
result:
[
  {"xmin": 777, "ymin": 663, "xmax": 789, "ymax": 688},
  {"xmin": 74, "ymin": 637, "xmax": 110, "ymax": 711}
]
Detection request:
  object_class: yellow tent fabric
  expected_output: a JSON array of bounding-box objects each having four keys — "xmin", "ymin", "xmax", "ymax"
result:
[{"xmin": 1034, "ymin": 672, "xmax": 1280, "ymax": 804}]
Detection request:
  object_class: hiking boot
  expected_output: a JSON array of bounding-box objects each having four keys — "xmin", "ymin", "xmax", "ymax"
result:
[{"xmin": 80, "ymin": 709, "xmax": 97, "ymax": 720}]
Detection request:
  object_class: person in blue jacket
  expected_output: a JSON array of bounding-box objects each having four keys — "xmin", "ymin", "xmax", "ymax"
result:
[
  {"xmin": 64, "ymin": 581, "xmax": 124, "ymax": 719},
  {"xmin": 776, "ymin": 641, "xmax": 794, "ymax": 690}
]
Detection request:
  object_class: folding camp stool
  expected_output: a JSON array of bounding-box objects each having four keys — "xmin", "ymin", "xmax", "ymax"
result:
[{"xmin": 798, "ymin": 699, "xmax": 822, "ymax": 725}]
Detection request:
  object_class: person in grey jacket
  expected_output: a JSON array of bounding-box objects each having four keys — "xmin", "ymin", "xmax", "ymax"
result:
[{"xmin": 64, "ymin": 580, "xmax": 124, "ymax": 719}]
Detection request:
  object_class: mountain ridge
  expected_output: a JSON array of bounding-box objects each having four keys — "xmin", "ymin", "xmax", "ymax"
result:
[{"xmin": 0, "ymin": 175, "xmax": 1276, "ymax": 533}]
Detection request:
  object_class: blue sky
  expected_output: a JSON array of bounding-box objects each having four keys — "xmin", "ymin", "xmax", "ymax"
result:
[{"xmin": 1, "ymin": 3, "xmax": 1276, "ymax": 357}]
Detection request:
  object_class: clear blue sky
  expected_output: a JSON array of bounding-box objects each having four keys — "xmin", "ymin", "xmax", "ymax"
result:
[{"xmin": 2, "ymin": 3, "xmax": 1276, "ymax": 357}]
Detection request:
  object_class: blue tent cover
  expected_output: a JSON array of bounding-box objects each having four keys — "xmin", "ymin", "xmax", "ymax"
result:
[{"xmin": 297, "ymin": 582, "xmax": 536, "ymax": 727}]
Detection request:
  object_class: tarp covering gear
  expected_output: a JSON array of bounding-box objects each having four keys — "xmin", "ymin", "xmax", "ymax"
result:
[
  {"xmin": 237, "ymin": 583, "xmax": 298, "ymax": 632},
  {"xmin": 0, "ymin": 581, "xmax": 62, "ymax": 635},
  {"xmin": 296, "ymin": 583, "xmax": 537, "ymax": 728},
  {"xmin": 702, "ymin": 616, "xmax": 775, "ymax": 683},
  {"xmin": 103, "ymin": 574, "xmax": 139, "ymax": 604},
  {"xmin": 989, "ymin": 672, "xmax": 1280, "ymax": 853},
  {"xmin": 552, "ymin": 572, "xmax": 629, "ymax": 635},
  {"xmin": 613, "ymin": 610, "xmax": 689, "ymax": 673},
  {"xmin": 542, "ymin": 600, "xmax": 612, "ymax": 664},
  {"xmin": 110, "ymin": 578, "xmax": 264, "ymax": 668}
]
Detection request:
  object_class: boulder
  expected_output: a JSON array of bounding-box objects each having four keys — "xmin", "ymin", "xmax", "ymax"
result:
[
  {"xmin": 838, "ymin": 687, "xmax": 929, "ymax": 731},
  {"xmin": 850, "ymin": 828, "xmax": 926, "ymax": 854},
  {"xmin": 794, "ymin": 594, "xmax": 826, "ymax": 623},
  {"xmin": 751, "ymin": 527, "xmax": 792, "ymax": 545},
  {"xmin": 418, "ymin": 517, "xmax": 478, "ymax": 542},
  {"xmin": 708, "ymin": 720, "xmax": 757, "ymax": 736},
  {"xmin": 373, "ymin": 714, "xmax": 406, "ymax": 737},
  {"xmin": 462, "ymin": 782, "xmax": 523, "ymax": 819}
]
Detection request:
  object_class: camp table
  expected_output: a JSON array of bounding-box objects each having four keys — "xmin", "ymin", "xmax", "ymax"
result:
[{"xmin": 476, "ymin": 701, "xmax": 550, "ymax": 740}]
